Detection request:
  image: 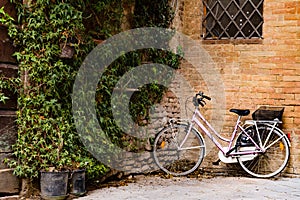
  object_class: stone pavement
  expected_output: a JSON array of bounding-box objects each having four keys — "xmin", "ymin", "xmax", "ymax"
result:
[{"xmin": 78, "ymin": 175, "xmax": 300, "ymax": 200}]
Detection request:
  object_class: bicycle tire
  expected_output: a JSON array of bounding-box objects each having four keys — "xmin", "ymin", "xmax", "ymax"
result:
[
  {"xmin": 237, "ymin": 125, "xmax": 290, "ymax": 178},
  {"xmin": 153, "ymin": 123, "xmax": 205, "ymax": 176}
]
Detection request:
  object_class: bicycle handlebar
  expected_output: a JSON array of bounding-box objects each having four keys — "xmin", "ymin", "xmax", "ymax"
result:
[
  {"xmin": 202, "ymin": 94, "xmax": 211, "ymax": 101},
  {"xmin": 193, "ymin": 91, "xmax": 211, "ymax": 107}
]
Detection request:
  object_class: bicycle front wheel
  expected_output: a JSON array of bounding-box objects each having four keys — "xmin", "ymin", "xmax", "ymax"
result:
[
  {"xmin": 153, "ymin": 123, "xmax": 205, "ymax": 176},
  {"xmin": 237, "ymin": 125, "xmax": 290, "ymax": 178}
]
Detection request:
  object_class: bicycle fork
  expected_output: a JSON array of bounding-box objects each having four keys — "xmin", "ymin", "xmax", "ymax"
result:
[
  {"xmin": 169, "ymin": 120, "xmax": 197, "ymax": 151},
  {"xmin": 178, "ymin": 123, "xmax": 193, "ymax": 150}
]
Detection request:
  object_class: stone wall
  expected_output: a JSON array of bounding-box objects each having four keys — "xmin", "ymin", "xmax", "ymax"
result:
[{"xmin": 0, "ymin": 0, "xmax": 20, "ymax": 195}]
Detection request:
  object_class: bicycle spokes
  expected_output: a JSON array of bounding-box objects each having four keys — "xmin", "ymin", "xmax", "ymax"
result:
[
  {"xmin": 153, "ymin": 124, "xmax": 205, "ymax": 176},
  {"xmin": 237, "ymin": 125, "xmax": 290, "ymax": 178}
]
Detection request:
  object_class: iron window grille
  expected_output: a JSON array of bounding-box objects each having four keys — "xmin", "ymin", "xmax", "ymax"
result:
[{"xmin": 202, "ymin": 0, "xmax": 264, "ymax": 40}]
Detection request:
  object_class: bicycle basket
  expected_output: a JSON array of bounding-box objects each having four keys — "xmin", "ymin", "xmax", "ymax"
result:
[{"xmin": 252, "ymin": 106, "xmax": 284, "ymax": 121}]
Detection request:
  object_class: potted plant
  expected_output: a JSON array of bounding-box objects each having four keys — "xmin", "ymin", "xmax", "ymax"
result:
[
  {"xmin": 40, "ymin": 168, "xmax": 69, "ymax": 200},
  {"xmin": 1, "ymin": 2, "xmax": 95, "ymax": 199},
  {"xmin": 69, "ymin": 167, "xmax": 86, "ymax": 196},
  {"xmin": 67, "ymin": 158, "xmax": 87, "ymax": 197}
]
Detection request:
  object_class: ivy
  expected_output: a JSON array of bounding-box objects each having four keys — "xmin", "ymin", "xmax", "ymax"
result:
[
  {"xmin": 2, "ymin": 0, "xmax": 105, "ymax": 179},
  {"xmin": 1, "ymin": 0, "xmax": 181, "ymax": 179},
  {"xmin": 95, "ymin": 0, "xmax": 181, "ymax": 151}
]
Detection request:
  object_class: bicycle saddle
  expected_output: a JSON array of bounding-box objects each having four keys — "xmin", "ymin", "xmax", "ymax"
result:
[{"xmin": 230, "ymin": 109, "xmax": 250, "ymax": 116}]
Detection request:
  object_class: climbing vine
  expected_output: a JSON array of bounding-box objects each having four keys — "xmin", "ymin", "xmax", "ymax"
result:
[
  {"xmin": 3, "ymin": 0, "xmax": 105, "ymax": 179},
  {"xmin": 1, "ymin": 0, "xmax": 181, "ymax": 179},
  {"xmin": 95, "ymin": 0, "xmax": 181, "ymax": 151}
]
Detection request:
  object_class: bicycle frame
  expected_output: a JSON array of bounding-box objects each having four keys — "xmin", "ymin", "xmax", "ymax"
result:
[{"xmin": 182, "ymin": 107, "xmax": 265, "ymax": 157}]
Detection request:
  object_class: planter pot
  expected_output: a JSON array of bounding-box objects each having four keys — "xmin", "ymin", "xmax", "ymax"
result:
[
  {"xmin": 70, "ymin": 169, "xmax": 86, "ymax": 196},
  {"xmin": 40, "ymin": 171, "xmax": 69, "ymax": 200}
]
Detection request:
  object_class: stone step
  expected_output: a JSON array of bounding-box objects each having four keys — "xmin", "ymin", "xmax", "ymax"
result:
[
  {"xmin": 0, "ymin": 195, "xmax": 19, "ymax": 200},
  {"xmin": 0, "ymin": 169, "xmax": 20, "ymax": 194}
]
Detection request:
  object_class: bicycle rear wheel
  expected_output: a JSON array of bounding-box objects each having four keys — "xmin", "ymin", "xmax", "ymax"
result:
[
  {"xmin": 237, "ymin": 125, "xmax": 290, "ymax": 178},
  {"xmin": 153, "ymin": 123, "xmax": 205, "ymax": 176}
]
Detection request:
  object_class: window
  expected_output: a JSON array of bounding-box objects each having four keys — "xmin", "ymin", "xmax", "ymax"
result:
[{"xmin": 202, "ymin": 0, "xmax": 264, "ymax": 40}]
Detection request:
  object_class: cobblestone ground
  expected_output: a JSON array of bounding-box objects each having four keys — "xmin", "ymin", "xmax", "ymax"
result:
[{"xmin": 78, "ymin": 175, "xmax": 300, "ymax": 200}]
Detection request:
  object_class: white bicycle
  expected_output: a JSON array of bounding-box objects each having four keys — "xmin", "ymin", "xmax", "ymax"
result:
[{"xmin": 153, "ymin": 92, "xmax": 291, "ymax": 178}]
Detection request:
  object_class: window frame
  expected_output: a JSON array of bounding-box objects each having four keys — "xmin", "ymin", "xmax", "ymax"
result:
[{"xmin": 202, "ymin": 0, "xmax": 264, "ymax": 40}]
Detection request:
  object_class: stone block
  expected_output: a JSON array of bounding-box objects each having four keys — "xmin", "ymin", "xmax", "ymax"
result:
[
  {"xmin": 0, "ymin": 28, "xmax": 16, "ymax": 64},
  {"xmin": 0, "ymin": 115, "xmax": 17, "ymax": 152},
  {"xmin": 0, "ymin": 169, "xmax": 20, "ymax": 194}
]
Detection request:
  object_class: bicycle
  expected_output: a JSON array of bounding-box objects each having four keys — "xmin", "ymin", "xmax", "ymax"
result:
[{"xmin": 153, "ymin": 91, "xmax": 291, "ymax": 178}]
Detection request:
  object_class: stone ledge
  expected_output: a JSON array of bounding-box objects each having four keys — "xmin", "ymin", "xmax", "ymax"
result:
[
  {"xmin": 0, "ymin": 195, "xmax": 19, "ymax": 200},
  {"xmin": 0, "ymin": 110, "xmax": 16, "ymax": 117},
  {"xmin": 201, "ymin": 38, "xmax": 263, "ymax": 45}
]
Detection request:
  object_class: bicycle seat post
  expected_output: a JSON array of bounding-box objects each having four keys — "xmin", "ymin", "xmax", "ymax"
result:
[
  {"xmin": 236, "ymin": 115, "xmax": 242, "ymax": 124},
  {"xmin": 230, "ymin": 109, "xmax": 250, "ymax": 125}
]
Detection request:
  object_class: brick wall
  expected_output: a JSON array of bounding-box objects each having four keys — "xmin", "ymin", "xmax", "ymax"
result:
[{"xmin": 170, "ymin": 0, "xmax": 300, "ymax": 176}]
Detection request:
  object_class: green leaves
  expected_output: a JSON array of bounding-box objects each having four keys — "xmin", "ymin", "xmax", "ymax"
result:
[
  {"xmin": 5, "ymin": 0, "xmax": 180, "ymax": 179},
  {"xmin": 4, "ymin": 0, "xmax": 105, "ymax": 179},
  {"xmin": 0, "ymin": 93, "xmax": 9, "ymax": 103},
  {"xmin": 0, "ymin": 6, "xmax": 14, "ymax": 24}
]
